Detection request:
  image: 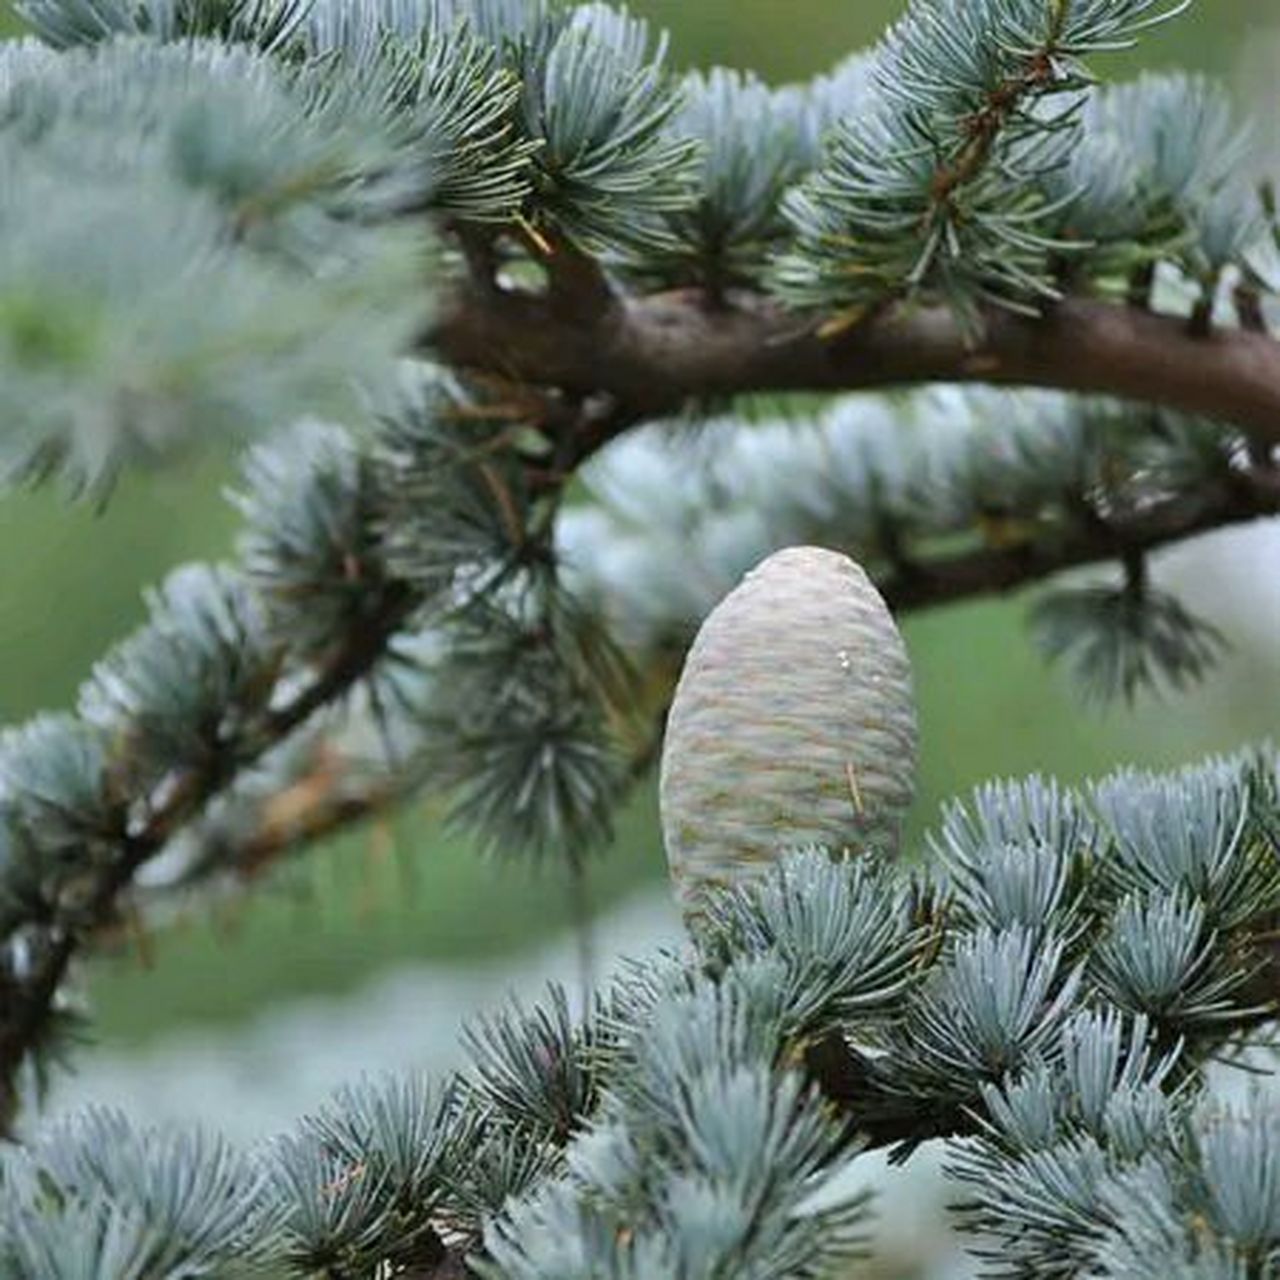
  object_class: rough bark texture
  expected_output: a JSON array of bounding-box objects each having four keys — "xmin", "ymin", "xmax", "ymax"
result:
[{"xmin": 432, "ymin": 282, "xmax": 1280, "ymax": 451}]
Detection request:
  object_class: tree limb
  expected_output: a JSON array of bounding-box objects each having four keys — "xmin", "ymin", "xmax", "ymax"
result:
[
  {"xmin": 431, "ymin": 283, "xmax": 1280, "ymax": 452},
  {"xmin": 882, "ymin": 469, "xmax": 1279, "ymax": 609}
]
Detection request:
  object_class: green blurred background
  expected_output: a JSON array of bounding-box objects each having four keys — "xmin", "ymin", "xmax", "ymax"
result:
[{"xmin": 0, "ymin": 0, "xmax": 1275, "ymax": 1060}]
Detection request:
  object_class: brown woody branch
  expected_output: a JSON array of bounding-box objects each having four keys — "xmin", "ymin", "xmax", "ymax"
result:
[
  {"xmin": 431, "ymin": 283, "xmax": 1280, "ymax": 453},
  {"xmin": 882, "ymin": 468, "xmax": 1280, "ymax": 609}
]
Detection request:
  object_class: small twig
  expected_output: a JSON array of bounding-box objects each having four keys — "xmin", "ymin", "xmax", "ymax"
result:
[
  {"xmin": 454, "ymin": 223, "xmax": 501, "ymax": 297},
  {"xmin": 1127, "ymin": 261, "xmax": 1157, "ymax": 311},
  {"xmin": 1189, "ymin": 275, "xmax": 1219, "ymax": 339},
  {"xmin": 538, "ymin": 229, "xmax": 615, "ymax": 323},
  {"xmin": 567, "ymin": 854, "xmax": 597, "ymax": 1013},
  {"xmin": 1235, "ymin": 282, "xmax": 1269, "ymax": 335}
]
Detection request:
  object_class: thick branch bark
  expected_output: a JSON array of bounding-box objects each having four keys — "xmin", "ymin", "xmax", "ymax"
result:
[{"xmin": 432, "ymin": 285, "xmax": 1280, "ymax": 449}]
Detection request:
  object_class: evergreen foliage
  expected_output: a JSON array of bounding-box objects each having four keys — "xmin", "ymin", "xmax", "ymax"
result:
[
  {"xmin": 5, "ymin": 752, "xmax": 1280, "ymax": 1275},
  {"xmin": 1, "ymin": 0, "xmax": 1280, "ymax": 1273}
]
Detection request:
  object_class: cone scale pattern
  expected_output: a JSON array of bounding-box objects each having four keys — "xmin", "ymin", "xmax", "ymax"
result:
[{"xmin": 660, "ymin": 546, "xmax": 918, "ymax": 910}]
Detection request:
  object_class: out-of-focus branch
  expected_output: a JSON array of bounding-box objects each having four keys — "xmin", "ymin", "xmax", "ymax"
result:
[{"xmin": 882, "ymin": 467, "xmax": 1280, "ymax": 609}]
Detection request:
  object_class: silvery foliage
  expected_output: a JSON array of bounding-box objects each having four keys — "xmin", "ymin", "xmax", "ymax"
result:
[
  {"xmin": 2, "ymin": 0, "xmax": 1270, "ymax": 495},
  {"xmin": 0, "ymin": 0, "xmax": 1278, "ymax": 1272},
  {"xmin": 774, "ymin": 0, "xmax": 1272, "ymax": 317},
  {"xmin": 5, "ymin": 746, "xmax": 1280, "ymax": 1276},
  {"xmin": 0, "ymin": 35, "xmax": 435, "ymax": 497}
]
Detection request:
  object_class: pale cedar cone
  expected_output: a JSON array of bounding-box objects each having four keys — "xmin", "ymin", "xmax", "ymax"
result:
[{"xmin": 659, "ymin": 546, "xmax": 918, "ymax": 913}]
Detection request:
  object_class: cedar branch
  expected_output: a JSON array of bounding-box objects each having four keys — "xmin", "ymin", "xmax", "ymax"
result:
[{"xmin": 431, "ymin": 284, "xmax": 1280, "ymax": 453}]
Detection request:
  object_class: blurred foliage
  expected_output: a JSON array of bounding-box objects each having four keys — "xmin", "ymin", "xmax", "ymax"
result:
[{"xmin": 0, "ymin": 0, "xmax": 1275, "ymax": 1047}]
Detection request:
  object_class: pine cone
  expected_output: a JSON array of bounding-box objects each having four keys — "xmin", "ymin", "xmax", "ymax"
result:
[{"xmin": 659, "ymin": 546, "xmax": 918, "ymax": 911}]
